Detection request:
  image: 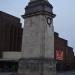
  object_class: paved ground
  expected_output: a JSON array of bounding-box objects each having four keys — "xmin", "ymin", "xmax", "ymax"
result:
[
  {"xmin": 0, "ymin": 71, "xmax": 75, "ymax": 75},
  {"xmin": 57, "ymin": 71, "xmax": 75, "ymax": 75},
  {"xmin": 0, "ymin": 72, "xmax": 12, "ymax": 75}
]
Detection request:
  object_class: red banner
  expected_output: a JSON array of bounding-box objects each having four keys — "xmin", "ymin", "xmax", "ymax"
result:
[{"xmin": 56, "ymin": 50, "xmax": 64, "ymax": 60}]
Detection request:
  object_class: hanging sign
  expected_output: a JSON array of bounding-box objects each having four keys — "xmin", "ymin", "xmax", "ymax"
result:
[{"xmin": 56, "ymin": 50, "xmax": 64, "ymax": 60}]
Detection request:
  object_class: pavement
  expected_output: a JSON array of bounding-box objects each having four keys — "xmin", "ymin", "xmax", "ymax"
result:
[
  {"xmin": 0, "ymin": 72, "xmax": 12, "ymax": 75},
  {"xmin": 0, "ymin": 71, "xmax": 75, "ymax": 75},
  {"xmin": 57, "ymin": 71, "xmax": 75, "ymax": 75}
]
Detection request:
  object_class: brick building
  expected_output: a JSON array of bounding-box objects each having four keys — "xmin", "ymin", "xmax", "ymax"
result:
[
  {"xmin": 0, "ymin": 11, "xmax": 22, "ymax": 52},
  {"xmin": 66, "ymin": 46, "xmax": 74, "ymax": 69},
  {"xmin": 54, "ymin": 32, "xmax": 74, "ymax": 71},
  {"xmin": 0, "ymin": 11, "xmax": 23, "ymax": 72}
]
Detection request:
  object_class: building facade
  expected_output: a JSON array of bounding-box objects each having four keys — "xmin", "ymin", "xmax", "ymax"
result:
[
  {"xmin": 0, "ymin": 11, "xmax": 22, "ymax": 52},
  {"xmin": 0, "ymin": 11, "xmax": 23, "ymax": 72},
  {"xmin": 54, "ymin": 32, "xmax": 74, "ymax": 71}
]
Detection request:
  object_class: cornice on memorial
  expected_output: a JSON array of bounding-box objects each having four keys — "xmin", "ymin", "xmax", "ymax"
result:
[{"xmin": 22, "ymin": 0, "xmax": 56, "ymax": 18}]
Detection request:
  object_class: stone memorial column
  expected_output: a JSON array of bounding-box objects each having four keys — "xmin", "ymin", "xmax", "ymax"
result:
[{"xmin": 17, "ymin": 0, "xmax": 56, "ymax": 75}]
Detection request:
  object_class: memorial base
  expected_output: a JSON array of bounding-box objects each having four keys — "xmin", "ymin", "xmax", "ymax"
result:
[{"xmin": 13, "ymin": 57, "xmax": 56, "ymax": 75}]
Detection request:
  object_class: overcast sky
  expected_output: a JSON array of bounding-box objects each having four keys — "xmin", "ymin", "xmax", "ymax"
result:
[{"xmin": 0, "ymin": 0, "xmax": 75, "ymax": 54}]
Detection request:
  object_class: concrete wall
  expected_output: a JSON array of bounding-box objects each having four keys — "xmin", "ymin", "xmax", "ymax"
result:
[{"xmin": 3, "ymin": 52, "xmax": 22, "ymax": 60}]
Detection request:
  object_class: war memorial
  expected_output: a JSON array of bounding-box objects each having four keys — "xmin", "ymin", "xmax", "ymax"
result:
[{"xmin": 16, "ymin": 0, "xmax": 56, "ymax": 75}]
